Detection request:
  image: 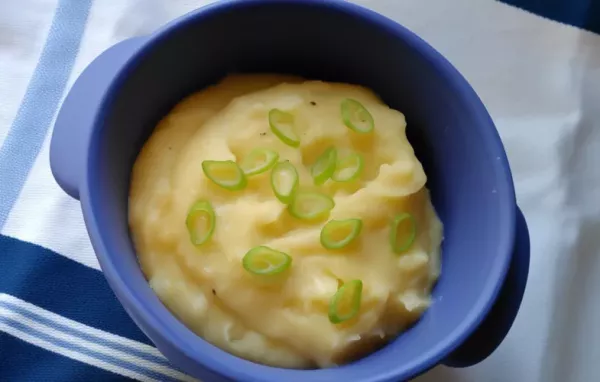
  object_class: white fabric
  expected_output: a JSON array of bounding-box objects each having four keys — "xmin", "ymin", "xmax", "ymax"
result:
[
  {"xmin": 0, "ymin": 0, "xmax": 57, "ymax": 146},
  {"xmin": 2, "ymin": 0, "xmax": 600, "ymax": 380},
  {"xmin": 0, "ymin": 293, "xmax": 195, "ymax": 382}
]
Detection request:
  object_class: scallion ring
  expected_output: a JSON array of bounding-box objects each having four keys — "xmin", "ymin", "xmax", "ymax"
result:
[
  {"xmin": 332, "ymin": 152, "xmax": 364, "ymax": 182},
  {"xmin": 311, "ymin": 146, "xmax": 337, "ymax": 185},
  {"xmin": 185, "ymin": 200, "xmax": 216, "ymax": 246},
  {"xmin": 389, "ymin": 213, "xmax": 417, "ymax": 254},
  {"xmin": 320, "ymin": 219, "xmax": 363, "ymax": 249},
  {"xmin": 240, "ymin": 148, "xmax": 279, "ymax": 176},
  {"xmin": 341, "ymin": 98, "xmax": 374, "ymax": 133},
  {"xmin": 288, "ymin": 191, "xmax": 335, "ymax": 221},
  {"xmin": 202, "ymin": 160, "xmax": 247, "ymax": 191},
  {"xmin": 268, "ymin": 109, "xmax": 300, "ymax": 148},
  {"xmin": 270, "ymin": 161, "xmax": 299, "ymax": 204},
  {"xmin": 328, "ymin": 279, "xmax": 363, "ymax": 324},
  {"xmin": 242, "ymin": 246, "xmax": 292, "ymax": 276}
]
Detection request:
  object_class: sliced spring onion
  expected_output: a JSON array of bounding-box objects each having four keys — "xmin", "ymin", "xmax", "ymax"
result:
[
  {"xmin": 270, "ymin": 161, "xmax": 299, "ymax": 204},
  {"xmin": 242, "ymin": 246, "xmax": 292, "ymax": 276},
  {"xmin": 240, "ymin": 148, "xmax": 279, "ymax": 176},
  {"xmin": 332, "ymin": 152, "xmax": 364, "ymax": 182},
  {"xmin": 311, "ymin": 147, "xmax": 337, "ymax": 185},
  {"xmin": 202, "ymin": 160, "xmax": 247, "ymax": 191},
  {"xmin": 268, "ymin": 109, "xmax": 300, "ymax": 148},
  {"xmin": 389, "ymin": 213, "xmax": 417, "ymax": 254},
  {"xmin": 288, "ymin": 191, "xmax": 335, "ymax": 221},
  {"xmin": 341, "ymin": 98, "xmax": 374, "ymax": 133},
  {"xmin": 320, "ymin": 219, "xmax": 363, "ymax": 250},
  {"xmin": 185, "ymin": 200, "xmax": 216, "ymax": 246},
  {"xmin": 329, "ymin": 279, "xmax": 363, "ymax": 324}
]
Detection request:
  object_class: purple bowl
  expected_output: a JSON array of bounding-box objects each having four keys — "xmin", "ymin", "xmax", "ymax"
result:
[{"xmin": 49, "ymin": 1, "xmax": 530, "ymax": 381}]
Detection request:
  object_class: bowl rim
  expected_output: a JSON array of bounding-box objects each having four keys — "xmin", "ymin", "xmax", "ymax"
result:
[{"xmin": 82, "ymin": 0, "xmax": 516, "ymax": 381}]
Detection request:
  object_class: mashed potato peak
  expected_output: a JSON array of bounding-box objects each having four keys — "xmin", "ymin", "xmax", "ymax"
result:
[{"xmin": 129, "ymin": 74, "xmax": 443, "ymax": 368}]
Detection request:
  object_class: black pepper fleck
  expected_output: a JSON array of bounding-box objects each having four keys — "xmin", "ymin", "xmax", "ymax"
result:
[
  {"xmin": 310, "ymin": 101, "xmax": 317, "ymax": 106},
  {"xmin": 260, "ymin": 132, "xmax": 267, "ymax": 136},
  {"xmin": 212, "ymin": 289, "xmax": 216, "ymax": 295}
]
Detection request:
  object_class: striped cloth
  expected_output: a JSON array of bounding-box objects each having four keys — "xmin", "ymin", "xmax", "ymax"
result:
[{"xmin": 1, "ymin": 1, "xmax": 599, "ymax": 381}]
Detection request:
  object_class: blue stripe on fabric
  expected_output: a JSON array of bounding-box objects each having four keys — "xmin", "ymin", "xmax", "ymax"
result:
[
  {"xmin": 499, "ymin": 0, "xmax": 600, "ymax": 34},
  {"xmin": 0, "ymin": 234, "xmax": 153, "ymax": 345},
  {"xmin": 0, "ymin": 315, "xmax": 182, "ymax": 382},
  {"xmin": 0, "ymin": 332, "xmax": 135, "ymax": 382},
  {"xmin": 0, "ymin": 300, "xmax": 172, "ymax": 369},
  {"xmin": 0, "ymin": 0, "xmax": 93, "ymax": 229}
]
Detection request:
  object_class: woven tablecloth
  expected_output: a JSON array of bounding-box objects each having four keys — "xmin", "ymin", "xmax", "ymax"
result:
[{"xmin": 1, "ymin": 0, "xmax": 599, "ymax": 380}]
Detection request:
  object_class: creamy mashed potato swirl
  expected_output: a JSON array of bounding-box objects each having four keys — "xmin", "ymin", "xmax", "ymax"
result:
[{"xmin": 129, "ymin": 75, "xmax": 443, "ymax": 368}]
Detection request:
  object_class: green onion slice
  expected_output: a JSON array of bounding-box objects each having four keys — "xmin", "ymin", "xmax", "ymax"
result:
[
  {"xmin": 270, "ymin": 161, "xmax": 299, "ymax": 204},
  {"xmin": 288, "ymin": 191, "xmax": 335, "ymax": 221},
  {"xmin": 240, "ymin": 148, "xmax": 279, "ymax": 176},
  {"xmin": 332, "ymin": 152, "xmax": 364, "ymax": 182},
  {"xmin": 185, "ymin": 200, "xmax": 216, "ymax": 246},
  {"xmin": 202, "ymin": 160, "xmax": 247, "ymax": 191},
  {"xmin": 268, "ymin": 109, "xmax": 300, "ymax": 148},
  {"xmin": 311, "ymin": 147, "xmax": 337, "ymax": 185},
  {"xmin": 341, "ymin": 98, "xmax": 374, "ymax": 133},
  {"xmin": 329, "ymin": 279, "xmax": 363, "ymax": 324},
  {"xmin": 389, "ymin": 213, "xmax": 417, "ymax": 254},
  {"xmin": 242, "ymin": 246, "xmax": 292, "ymax": 276},
  {"xmin": 320, "ymin": 219, "xmax": 363, "ymax": 250}
]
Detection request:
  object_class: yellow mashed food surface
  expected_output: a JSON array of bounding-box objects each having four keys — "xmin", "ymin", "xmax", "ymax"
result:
[{"xmin": 129, "ymin": 74, "xmax": 443, "ymax": 368}]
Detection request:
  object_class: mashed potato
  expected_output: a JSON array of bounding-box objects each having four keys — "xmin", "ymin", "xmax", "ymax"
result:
[{"xmin": 129, "ymin": 74, "xmax": 443, "ymax": 368}]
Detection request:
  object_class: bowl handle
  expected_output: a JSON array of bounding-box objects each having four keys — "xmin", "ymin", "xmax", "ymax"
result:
[
  {"xmin": 443, "ymin": 205, "xmax": 530, "ymax": 367},
  {"xmin": 50, "ymin": 37, "xmax": 146, "ymax": 200}
]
